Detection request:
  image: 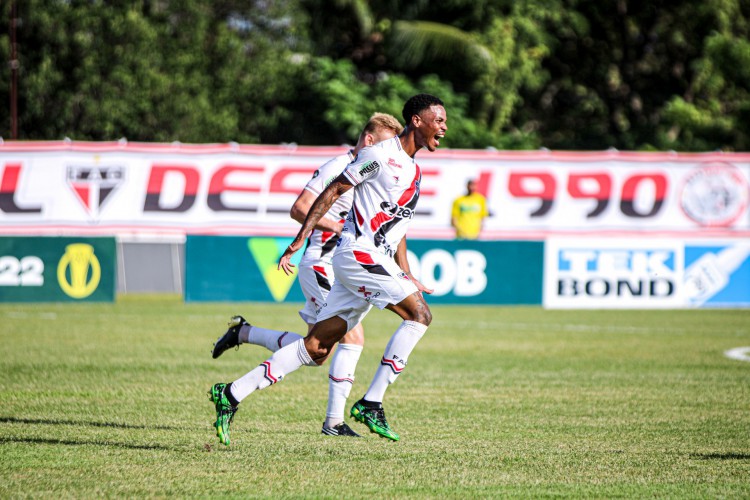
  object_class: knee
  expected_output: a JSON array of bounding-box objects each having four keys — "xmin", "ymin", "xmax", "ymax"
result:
[
  {"xmin": 341, "ymin": 323, "xmax": 365, "ymax": 346},
  {"xmin": 304, "ymin": 336, "xmax": 333, "ymax": 364},
  {"xmin": 417, "ymin": 308, "xmax": 432, "ymax": 327},
  {"xmin": 408, "ymin": 306, "xmax": 432, "ymax": 327}
]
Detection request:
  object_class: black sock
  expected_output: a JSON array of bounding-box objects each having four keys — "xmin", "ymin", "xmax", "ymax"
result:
[
  {"xmin": 224, "ymin": 383, "xmax": 240, "ymax": 407},
  {"xmin": 360, "ymin": 398, "xmax": 382, "ymax": 409}
]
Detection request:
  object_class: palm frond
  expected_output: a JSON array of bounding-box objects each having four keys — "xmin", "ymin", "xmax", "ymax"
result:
[{"xmin": 388, "ymin": 20, "xmax": 491, "ymax": 69}]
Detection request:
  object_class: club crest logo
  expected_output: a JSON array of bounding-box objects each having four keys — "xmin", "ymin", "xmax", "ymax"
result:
[
  {"xmin": 66, "ymin": 165, "xmax": 124, "ymax": 218},
  {"xmin": 679, "ymin": 162, "xmax": 748, "ymax": 227}
]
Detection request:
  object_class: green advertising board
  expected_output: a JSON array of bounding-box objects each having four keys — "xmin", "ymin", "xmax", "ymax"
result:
[
  {"xmin": 0, "ymin": 237, "xmax": 116, "ymax": 302},
  {"xmin": 185, "ymin": 235, "xmax": 305, "ymax": 302},
  {"xmin": 185, "ymin": 236, "xmax": 543, "ymax": 305}
]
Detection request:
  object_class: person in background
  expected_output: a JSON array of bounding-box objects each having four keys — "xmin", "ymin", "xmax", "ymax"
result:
[{"xmin": 451, "ymin": 179, "xmax": 488, "ymax": 240}]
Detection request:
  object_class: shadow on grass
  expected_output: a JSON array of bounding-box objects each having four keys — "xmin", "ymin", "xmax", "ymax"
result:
[
  {"xmin": 0, "ymin": 416, "xmax": 178, "ymax": 431},
  {"xmin": 690, "ymin": 452, "xmax": 750, "ymax": 460},
  {"xmin": 0, "ymin": 436, "xmax": 170, "ymax": 451}
]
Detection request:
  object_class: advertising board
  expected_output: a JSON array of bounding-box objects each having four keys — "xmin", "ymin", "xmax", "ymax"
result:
[
  {"xmin": 0, "ymin": 237, "xmax": 116, "ymax": 302},
  {"xmin": 185, "ymin": 236, "xmax": 543, "ymax": 305}
]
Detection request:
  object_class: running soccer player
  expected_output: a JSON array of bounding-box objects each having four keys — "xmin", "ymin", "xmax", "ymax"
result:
[
  {"xmin": 211, "ymin": 113, "xmax": 404, "ymax": 438},
  {"xmin": 209, "ymin": 94, "xmax": 447, "ymax": 444}
]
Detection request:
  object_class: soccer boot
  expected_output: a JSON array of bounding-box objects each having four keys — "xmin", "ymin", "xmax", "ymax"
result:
[
  {"xmin": 208, "ymin": 383, "xmax": 238, "ymax": 446},
  {"xmin": 350, "ymin": 399, "xmax": 399, "ymax": 441},
  {"xmin": 212, "ymin": 315, "xmax": 248, "ymax": 359},
  {"xmin": 321, "ymin": 422, "xmax": 362, "ymax": 437}
]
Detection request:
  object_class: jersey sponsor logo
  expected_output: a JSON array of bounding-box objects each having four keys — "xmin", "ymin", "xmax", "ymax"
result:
[
  {"xmin": 358, "ymin": 161, "xmax": 380, "ymax": 176},
  {"xmin": 379, "ymin": 201, "xmax": 415, "ymax": 219},
  {"xmin": 388, "ymin": 158, "xmax": 402, "ymax": 169}
]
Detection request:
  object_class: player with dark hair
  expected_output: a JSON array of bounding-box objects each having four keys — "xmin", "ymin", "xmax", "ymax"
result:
[
  {"xmin": 209, "ymin": 94, "xmax": 447, "ymax": 444},
  {"xmin": 211, "ymin": 113, "xmax": 404, "ymax": 438}
]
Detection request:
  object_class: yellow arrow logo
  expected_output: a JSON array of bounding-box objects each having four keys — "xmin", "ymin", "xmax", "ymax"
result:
[{"xmin": 247, "ymin": 238, "xmax": 302, "ymax": 302}]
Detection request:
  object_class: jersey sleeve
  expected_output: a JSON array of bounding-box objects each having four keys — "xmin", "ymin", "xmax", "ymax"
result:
[
  {"xmin": 304, "ymin": 155, "xmax": 349, "ymax": 196},
  {"xmin": 342, "ymin": 147, "xmax": 383, "ymax": 186}
]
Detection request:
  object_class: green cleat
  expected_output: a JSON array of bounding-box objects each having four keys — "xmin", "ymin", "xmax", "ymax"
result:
[
  {"xmin": 350, "ymin": 399, "xmax": 399, "ymax": 441},
  {"xmin": 212, "ymin": 315, "xmax": 248, "ymax": 359},
  {"xmin": 208, "ymin": 383, "xmax": 238, "ymax": 446}
]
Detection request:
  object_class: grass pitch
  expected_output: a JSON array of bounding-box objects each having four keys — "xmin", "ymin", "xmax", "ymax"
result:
[{"xmin": 1, "ymin": 295, "xmax": 749, "ymax": 498}]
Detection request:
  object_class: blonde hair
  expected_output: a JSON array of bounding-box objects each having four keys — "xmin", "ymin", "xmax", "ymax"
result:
[{"xmin": 361, "ymin": 112, "xmax": 403, "ymax": 137}]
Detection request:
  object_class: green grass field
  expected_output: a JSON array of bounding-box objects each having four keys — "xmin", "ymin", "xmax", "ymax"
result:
[{"xmin": 1, "ymin": 295, "xmax": 749, "ymax": 498}]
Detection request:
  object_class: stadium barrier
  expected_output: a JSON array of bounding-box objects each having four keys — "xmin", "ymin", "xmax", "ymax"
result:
[
  {"xmin": 1, "ymin": 141, "xmax": 748, "ymax": 307},
  {"xmin": 184, "ymin": 236, "xmax": 544, "ymax": 304},
  {"xmin": 0, "ymin": 236, "xmax": 116, "ymax": 302}
]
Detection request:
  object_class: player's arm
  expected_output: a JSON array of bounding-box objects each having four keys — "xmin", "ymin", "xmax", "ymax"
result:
[
  {"xmin": 394, "ymin": 237, "xmax": 434, "ymax": 295},
  {"xmin": 290, "ymin": 189, "xmax": 344, "ymax": 235},
  {"xmin": 279, "ymin": 174, "xmax": 353, "ymax": 275}
]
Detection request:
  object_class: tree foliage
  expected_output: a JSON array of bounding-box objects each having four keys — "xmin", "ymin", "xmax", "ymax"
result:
[{"xmin": 1, "ymin": 0, "xmax": 748, "ymax": 151}]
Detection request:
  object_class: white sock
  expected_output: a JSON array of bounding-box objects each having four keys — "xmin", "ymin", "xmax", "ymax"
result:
[
  {"xmin": 324, "ymin": 343, "xmax": 363, "ymax": 428},
  {"xmin": 363, "ymin": 321, "xmax": 427, "ymax": 403},
  {"xmin": 243, "ymin": 325, "xmax": 303, "ymax": 352},
  {"xmin": 229, "ymin": 338, "xmax": 316, "ymax": 402}
]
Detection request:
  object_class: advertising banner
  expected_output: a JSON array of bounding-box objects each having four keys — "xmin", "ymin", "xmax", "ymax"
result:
[
  {"xmin": 185, "ymin": 236, "xmax": 543, "ymax": 305},
  {"xmin": 544, "ymin": 238, "xmax": 750, "ymax": 308},
  {"xmin": 0, "ymin": 237, "xmax": 116, "ymax": 302},
  {"xmin": 1, "ymin": 142, "xmax": 748, "ymax": 240}
]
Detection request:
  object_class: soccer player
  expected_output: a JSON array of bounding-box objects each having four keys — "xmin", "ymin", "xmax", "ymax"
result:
[
  {"xmin": 451, "ymin": 179, "xmax": 489, "ymax": 239},
  {"xmin": 209, "ymin": 94, "xmax": 447, "ymax": 444},
  {"xmin": 211, "ymin": 113, "xmax": 404, "ymax": 438}
]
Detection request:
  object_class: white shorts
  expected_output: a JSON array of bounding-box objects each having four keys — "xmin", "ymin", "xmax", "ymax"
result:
[
  {"xmin": 297, "ymin": 260, "xmax": 335, "ymax": 324},
  {"xmin": 316, "ymin": 238, "xmax": 419, "ymax": 331}
]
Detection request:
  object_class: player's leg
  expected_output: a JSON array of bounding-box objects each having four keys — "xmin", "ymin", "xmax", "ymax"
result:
[
  {"xmin": 362, "ymin": 291, "xmax": 431, "ymax": 403},
  {"xmin": 327, "ymin": 246, "xmax": 428, "ymax": 440},
  {"xmin": 209, "ymin": 319, "xmax": 342, "ymax": 447},
  {"xmin": 209, "ymin": 288, "xmax": 362, "ymax": 446},
  {"xmin": 211, "ymin": 262, "xmax": 329, "ymax": 358},
  {"xmin": 350, "ymin": 292, "xmax": 430, "ymax": 442},
  {"xmin": 212, "ymin": 315, "xmax": 303, "ymax": 358},
  {"xmin": 322, "ymin": 322, "xmax": 364, "ymax": 435}
]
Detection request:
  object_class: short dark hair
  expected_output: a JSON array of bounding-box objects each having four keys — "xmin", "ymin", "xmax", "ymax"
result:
[{"xmin": 402, "ymin": 94, "xmax": 444, "ymax": 125}]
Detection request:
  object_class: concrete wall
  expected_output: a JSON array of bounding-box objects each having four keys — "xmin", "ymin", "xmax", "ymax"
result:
[{"xmin": 117, "ymin": 241, "xmax": 184, "ymax": 293}]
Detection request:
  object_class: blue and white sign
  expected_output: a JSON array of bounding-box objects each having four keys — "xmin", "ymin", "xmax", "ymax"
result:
[
  {"xmin": 684, "ymin": 243, "xmax": 750, "ymax": 307},
  {"xmin": 544, "ymin": 238, "xmax": 684, "ymax": 309}
]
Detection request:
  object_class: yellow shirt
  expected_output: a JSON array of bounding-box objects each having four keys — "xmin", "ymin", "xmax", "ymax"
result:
[{"xmin": 451, "ymin": 193, "xmax": 488, "ymax": 239}]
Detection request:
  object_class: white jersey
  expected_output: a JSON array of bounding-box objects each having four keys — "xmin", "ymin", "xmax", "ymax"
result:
[
  {"xmin": 299, "ymin": 150, "xmax": 356, "ymax": 266},
  {"xmin": 341, "ymin": 136, "xmax": 421, "ymax": 257}
]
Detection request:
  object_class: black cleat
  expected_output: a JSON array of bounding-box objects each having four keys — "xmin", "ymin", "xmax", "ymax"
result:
[
  {"xmin": 212, "ymin": 315, "xmax": 248, "ymax": 359},
  {"xmin": 321, "ymin": 422, "xmax": 362, "ymax": 437}
]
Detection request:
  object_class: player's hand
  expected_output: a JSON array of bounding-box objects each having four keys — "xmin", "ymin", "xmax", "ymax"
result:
[
  {"xmin": 278, "ymin": 241, "xmax": 302, "ymax": 275},
  {"xmin": 410, "ymin": 275, "xmax": 434, "ymax": 295}
]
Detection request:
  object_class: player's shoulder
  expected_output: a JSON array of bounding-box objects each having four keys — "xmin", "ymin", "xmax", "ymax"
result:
[{"xmin": 319, "ymin": 151, "xmax": 353, "ymax": 172}]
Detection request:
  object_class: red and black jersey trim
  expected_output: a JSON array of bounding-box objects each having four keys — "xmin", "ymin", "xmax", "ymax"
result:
[
  {"xmin": 313, "ymin": 265, "xmax": 332, "ymax": 291},
  {"xmin": 353, "ymin": 250, "xmax": 390, "ymax": 276},
  {"xmin": 320, "ymin": 230, "xmax": 339, "ymax": 258},
  {"xmin": 372, "ymin": 167, "xmax": 421, "ymax": 248}
]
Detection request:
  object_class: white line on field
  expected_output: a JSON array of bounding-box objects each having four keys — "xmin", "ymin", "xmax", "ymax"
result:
[{"xmin": 724, "ymin": 347, "xmax": 750, "ymax": 363}]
